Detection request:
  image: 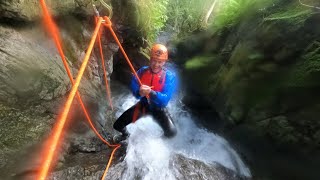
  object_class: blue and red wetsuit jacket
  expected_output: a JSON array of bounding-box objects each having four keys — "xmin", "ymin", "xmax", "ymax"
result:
[{"xmin": 130, "ymin": 66, "xmax": 177, "ymax": 109}]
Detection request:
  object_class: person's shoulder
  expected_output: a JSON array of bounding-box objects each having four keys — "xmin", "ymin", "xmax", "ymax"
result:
[
  {"xmin": 137, "ymin": 66, "xmax": 149, "ymax": 73},
  {"xmin": 164, "ymin": 68, "xmax": 176, "ymax": 79},
  {"xmin": 139, "ymin": 66, "xmax": 149, "ymax": 71},
  {"xmin": 141, "ymin": 66, "xmax": 149, "ymax": 69}
]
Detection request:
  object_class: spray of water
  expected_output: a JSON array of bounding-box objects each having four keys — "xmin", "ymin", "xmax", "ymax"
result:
[{"xmin": 114, "ymin": 94, "xmax": 251, "ymax": 179}]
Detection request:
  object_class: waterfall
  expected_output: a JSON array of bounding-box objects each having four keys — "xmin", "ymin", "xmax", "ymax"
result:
[{"xmin": 112, "ymin": 93, "xmax": 251, "ymax": 179}]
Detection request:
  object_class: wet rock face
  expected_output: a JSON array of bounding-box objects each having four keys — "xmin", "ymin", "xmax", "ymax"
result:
[
  {"xmin": 0, "ymin": 0, "xmax": 121, "ymax": 179},
  {"xmin": 175, "ymin": 1, "xmax": 320, "ymax": 179},
  {"xmin": 0, "ymin": 25, "xmax": 70, "ymax": 106},
  {"xmin": 0, "ymin": 0, "xmax": 93, "ymax": 21},
  {"xmin": 0, "ymin": 24, "xmax": 71, "ymax": 178},
  {"xmin": 0, "ymin": 103, "xmax": 53, "ymax": 175},
  {"xmin": 173, "ymin": 155, "xmax": 247, "ymax": 180},
  {"xmin": 178, "ymin": 1, "xmax": 320, "ymax": 149},
  {"xmin": 50, "ymin": 165, "xmax": 104, "ymax": 180},
  {"xmin": 102, "ymin": 154, "xmax": 247, "ymax": 180},
  {"xmin": 49, "ymin": 151, "xmax": 247, "ymax": 180},
  {"xmin": 0, "ymin": 12, "xmax": 117, "ymax": 179}
]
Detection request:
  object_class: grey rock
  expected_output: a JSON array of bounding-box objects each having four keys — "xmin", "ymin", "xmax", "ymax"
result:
[
  {"xmin": 0, "ymin": 25, "xmax": 70, "ymax": 106},
  {"xmin": 0, "ymin": 13, "xmax": 117, "ymax": 179},
  {"xmin": 103, "ymin": 154, "xmax": 247, "ymax": 180},
  {"xmin": 50, "ymin": 165, "xmax": 104, "ymax": 180},
  {"xmin": 0, "ymin": 0, "xmax": 94, "ymax": 21}
]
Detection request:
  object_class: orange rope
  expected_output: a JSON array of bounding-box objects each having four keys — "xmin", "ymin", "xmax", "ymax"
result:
[
  {"xmin": 39, "ymin": 0, "xmax": 116, "ymax": 146},
  {"xmin": 39, "ymin": 1, "xmax": 121, "ymax": 178},
  {"xmin": 103, "ymin": 16, "xmax": 151, "ymax": 100},
  {"xmin": 39, "ymin": 2, "xmax": 141, "ymax": 179},
  {"xmin": 39, "ymin": 0, "xmax": 72, "ymax": 81},
  {"xmin": 103, "ymin": 16, "xmax": 143, "ymax": 86},
  {"xmin": 101, "ymin": 144, "xmax": 121, "ymax": 180},
  {"xmin": 38, "ymin": 18, "xmax": 103, "ymax": 180},
  {"xmin": 95, "ymin": 17, "xmax": 114, "ymax": 110}
]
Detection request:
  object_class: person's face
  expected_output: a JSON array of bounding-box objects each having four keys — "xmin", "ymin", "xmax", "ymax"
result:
[{"xmin": 150, "ymin": 58, "xmax": 166, "ymax": 73}]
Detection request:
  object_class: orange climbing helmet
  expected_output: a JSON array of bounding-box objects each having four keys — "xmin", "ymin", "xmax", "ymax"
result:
[{"xmin": 151, "ymin": 44, "xmax": 168, "ymax": 61}]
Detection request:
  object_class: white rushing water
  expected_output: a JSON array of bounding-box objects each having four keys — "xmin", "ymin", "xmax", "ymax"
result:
[{"xmin": 114, "ymin": 94, "xmax": 251, "ymax": 179}]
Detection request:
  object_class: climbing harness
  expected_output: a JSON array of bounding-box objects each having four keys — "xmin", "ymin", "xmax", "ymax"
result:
[{"xmin": 38, "ymin": 0, "xmax": 144, "ymax": 179}]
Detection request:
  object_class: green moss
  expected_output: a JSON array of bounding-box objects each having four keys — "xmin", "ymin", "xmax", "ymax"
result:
[
  {"xmin": 267, "ymin": 116, "xmax": 299, "ymax": 144},
  {"xmin": 0, "ymin": 104, "xmax": 51, "ymax": 150},
  {"xmin": 59, "ymin": 16, "xmax": 86, "ymax": 46},
  {"xmin": 210, "ymin": 42, "xmax": 284, "ymax": 110},
  {"xmin": 184, "ymin": 55, "xmax": 222, "ymax": 96},
  {"xmin": 185, "ymin": 56, "xmax": 215, "ymax": 70},
  {"xmin": 50, "ymin": 16, "xmax": 88, "ymax": 65},
  {"xmin": 63, "ymin": 39, "xmax": 78, "ymax": 64},
  {"xmin": 216, "ymin": 43, "xmax": 265, "ymax": 89},
  {"xmin": 286, "ymin": 41, "xmax": 320, "ymax": 87},
  {"xmin": 245, "ymin": 74, "xmax": 283, "ymax": 106}
]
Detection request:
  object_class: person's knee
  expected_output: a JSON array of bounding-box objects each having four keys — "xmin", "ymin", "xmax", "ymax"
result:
[
  {"xmin": 113, "ymin": 121, "xmax": 122, "ymax": 132},
  {"xmin": 113, "ymin": 122, "xmax": 117, "ymax": 130}
]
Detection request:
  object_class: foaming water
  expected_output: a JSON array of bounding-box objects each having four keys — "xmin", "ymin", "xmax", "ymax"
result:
[
  {"xmin": 123, "ymin": 115, "xmax": 175, "ymax": 180},
  {"xmin": 114, "ymin": 95, "xmax": 251, "ymax": 179}
]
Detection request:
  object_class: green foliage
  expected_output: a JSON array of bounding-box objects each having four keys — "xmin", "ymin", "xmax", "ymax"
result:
[
  {"xmin": 135, "ymin": 0, "xmax": 169, "ymax": 43},
  {"xmin": 212, "ymin": 0, "xmax": 272, "ymax": 31},
  {"xmin": 112, "ymin": 0, "xmax": 168, "ymax": 44},
  {"xmin": 166, "ymin": 0, "xmax": 212, "ymax": 39},
  {"xmin": 212, "ymin": 0, "xmax": 254, "ymax": 31},
  {"xmin": 264, "ymin": 1, "xmax": 313, "ymax": 27}
]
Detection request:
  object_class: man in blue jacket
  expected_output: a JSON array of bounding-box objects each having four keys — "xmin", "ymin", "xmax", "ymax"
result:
[{"xmin": 113, "ymin": 44, "xmax": 177, "ymax": 142}]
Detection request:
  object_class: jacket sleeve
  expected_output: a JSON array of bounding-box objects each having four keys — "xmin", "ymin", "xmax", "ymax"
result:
[
  {"xmin": 149, "ymin": 71, "xmax": 177, "ymax": 108},
  {"xmin": 130, "ymin": 67, "xmax": 146, "ymax": 99}
]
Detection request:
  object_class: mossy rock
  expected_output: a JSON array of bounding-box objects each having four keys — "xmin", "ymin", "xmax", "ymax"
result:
[
  {"xmin": 266, "ymin": 116, "xmax": 299, "ymax": 144},
  {"xmin": 0, "ymin": 104, "xmax": 52, "ymax": 150},
  {"xmin": 0, "ymin": 103, "xmax": 53, "ymax": 175},
  {"xmin": 285, "ymin": 41, "xmax": 320, "ymax": 87},
  {"xmin": 183, "ymin": 54, "xmax": 222, "ymax": 96}
]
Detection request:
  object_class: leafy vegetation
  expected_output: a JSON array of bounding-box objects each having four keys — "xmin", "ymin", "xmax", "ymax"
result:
[
  {"xmin": 136, "ymin": 0, "xmax": 169, "ymax": 43},
  {"xmin": 164, "ymin": 0, "xmax": 276, "ymax": 40},
  {"xmin": 264, "ymin": 0, "xmax": 313, "ymax": 27},
  {"xmin": 112, "ymin": 0, "xmax": 168, "ymax": 44},
  {"xmin": 113, "ymin": 0, "xmax": 278, "ymax": 45},
  {"xmin": 166, "ymin": 0, "xmax": 212, "ymax": 39},
  {"xmin": 211, "ymin": 0, "xmax": 273, "ymax": 31}
]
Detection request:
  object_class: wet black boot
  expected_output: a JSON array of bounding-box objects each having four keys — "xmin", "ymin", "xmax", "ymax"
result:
[
  {"xmin": 113, "ymin": 134, "xmax": 127, "ymax": 143},
  {"xmin": 113, "ymin": 129, "xmax": 129, "ymax": 143}
]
